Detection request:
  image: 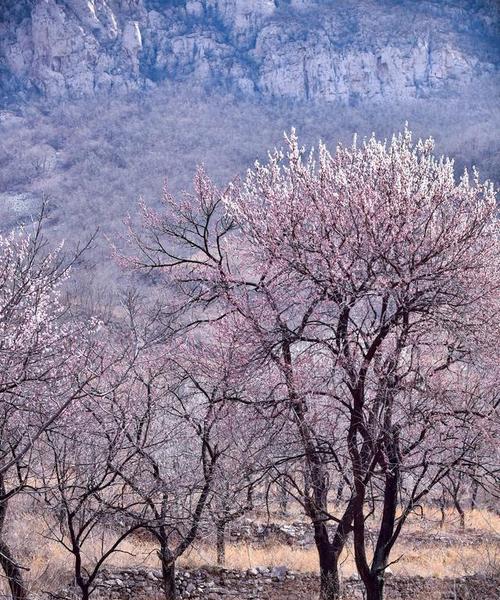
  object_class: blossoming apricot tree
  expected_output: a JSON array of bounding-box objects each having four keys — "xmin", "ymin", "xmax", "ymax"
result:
[
  {"xmin": 0, "ymin": 213, "xmax": 99, "ymax": 600},
  {"xmin": 126, "ymin": 128, "xmax": 498, "ymax": 600}
]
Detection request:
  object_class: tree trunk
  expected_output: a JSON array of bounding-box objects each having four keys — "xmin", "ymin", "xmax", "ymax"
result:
[
  {"xmin": 356, "ymin": 417, "xmax": 399, "ymax": 600},
  {"xmin": 319, "ymin": 562, "xmax": 340, "ymax": 600},
  {"xmin": 73, "ymin": 563, "xmax": 90, "ymax": 600},
  {"xmin": 278, "ymin": 483, "xmax": 289, "ymax": 516},
  {"xmin": 216, "ymin": 521, "xmax": 226, "ymax": 565},
  {"xmin": 78, "ymin": 585, "xmax": 90, "ymax": 600},
  {"xmin": 364, "ymin": 574, "xmax": 384, "ymax": 600},
  {"xmin": 159, "ymin": 546, "xmax": 176, "ymax": 600},
  {"xmin": 470, "ymin": 480, "xmax": 479, "ymax": 511},
  {"xmin": 452, "ymin": 496, "xmax": 465, "ymax": 530},
  {"xmin": 335, "ymin": 479, "xmax": 344, "ymax": 506},
  {"xmin": 317, "ymin": 542, "xmax": 340, "ymax": 600},
  {"xmin": 0, "ymin": 540, "xmax": 29, "ymax": 600},
  {"xmin": 439, "ymin": 494, "xmax": 446, "ymax": 529},
  {"xmin": 0, "ymin": 475, "xmax": 28, "ymax": 600}
]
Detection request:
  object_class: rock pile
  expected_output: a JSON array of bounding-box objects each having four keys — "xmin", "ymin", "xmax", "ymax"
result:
[{"xmin": 230, "ymin": 519, "xmax": 314, "ymax": 547}]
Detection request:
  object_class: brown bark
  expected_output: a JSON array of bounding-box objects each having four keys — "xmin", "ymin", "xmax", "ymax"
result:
[
  {"xmin": 160, "ymin": 554, "xmax": 176, "ymax": 600},
  {"xmin": 470, "ymin": 479, "xmax": 479, "ymax": 511},
  {"xmin": 351, "ymin": 393, "xmax": 401, "ymax": 600},
  {"xmin": 278, "ymin": 483, "xmax": 289, "ymax": 516},
  {"xmin": 364, "ymin": 576, "xmax": 385, "ymax": 600},
  {"xmin": 453, "ymin": 495, "xmax": 465, "ymax": 530},
  {"xmin": 0, "ymin": 540, "xmax": 29, "ymax": 600},
  {"xmin": 0, "ymin": 476, "xmax": 28, "ymax": 600},
  {"xmin": 439, "ymin": 491, "xmax": 447, "ymax": 529},
  {"xmin": 216, "ymin": 521, "xmax": 226, "ymax": 565},
  {"xmin": 448, "ymin": 478, "xmax": 465, "ymax": 530},
  {"xmin": 317, "ymin": 542, "xmax": 340, "ymax": 600},
  {"xmin": 157, "ymin": 533, "xmax": 177, "ymax": 600}
]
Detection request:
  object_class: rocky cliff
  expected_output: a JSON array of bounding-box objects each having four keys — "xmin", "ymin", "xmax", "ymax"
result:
[{"xmin": 1, "ymin": 0, "xmax": 498, "ymax": 104}]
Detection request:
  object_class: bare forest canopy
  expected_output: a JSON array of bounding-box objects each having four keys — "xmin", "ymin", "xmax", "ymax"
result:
[{"xmin": 1, "ymin": 82, "xmax": 499, "ymax": 289}]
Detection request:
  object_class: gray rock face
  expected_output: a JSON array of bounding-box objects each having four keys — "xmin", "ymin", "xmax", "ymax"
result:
[{"xmin": 0, "ymin": 0, "xmax": 498, "ymax": 104}]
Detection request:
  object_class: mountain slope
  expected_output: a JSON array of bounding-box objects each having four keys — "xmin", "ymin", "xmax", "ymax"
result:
[{"xmin": 0, "ymin": 1, "xmax": 498, "ymax": 288}]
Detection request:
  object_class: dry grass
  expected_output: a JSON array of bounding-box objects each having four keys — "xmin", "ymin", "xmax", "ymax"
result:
[
  {"xmin": 1, "ymin": 503, "xmax": 498, "ymax": 596},
  {"xmin": 395, "ymin": 505, "xmax": 500, "ymax": 533},
  {"xmin": 179, "ymin": 539, "xmax": 499, "ymax": 579}
]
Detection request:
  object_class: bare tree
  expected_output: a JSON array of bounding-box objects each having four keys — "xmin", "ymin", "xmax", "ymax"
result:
[{"xmin": 40, "ymin": 411, "xmax": 144, "ymax": 600}]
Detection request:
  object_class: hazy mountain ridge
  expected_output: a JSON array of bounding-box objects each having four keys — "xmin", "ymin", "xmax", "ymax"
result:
[{"xmin": 1, "ymin": 0, "xmax": 498, "ymax": 104}]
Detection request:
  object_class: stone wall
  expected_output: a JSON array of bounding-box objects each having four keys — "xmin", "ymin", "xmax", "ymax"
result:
[{"xmin": 54, "ymin": 567, "xmax": 500, "ymax": 600}]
